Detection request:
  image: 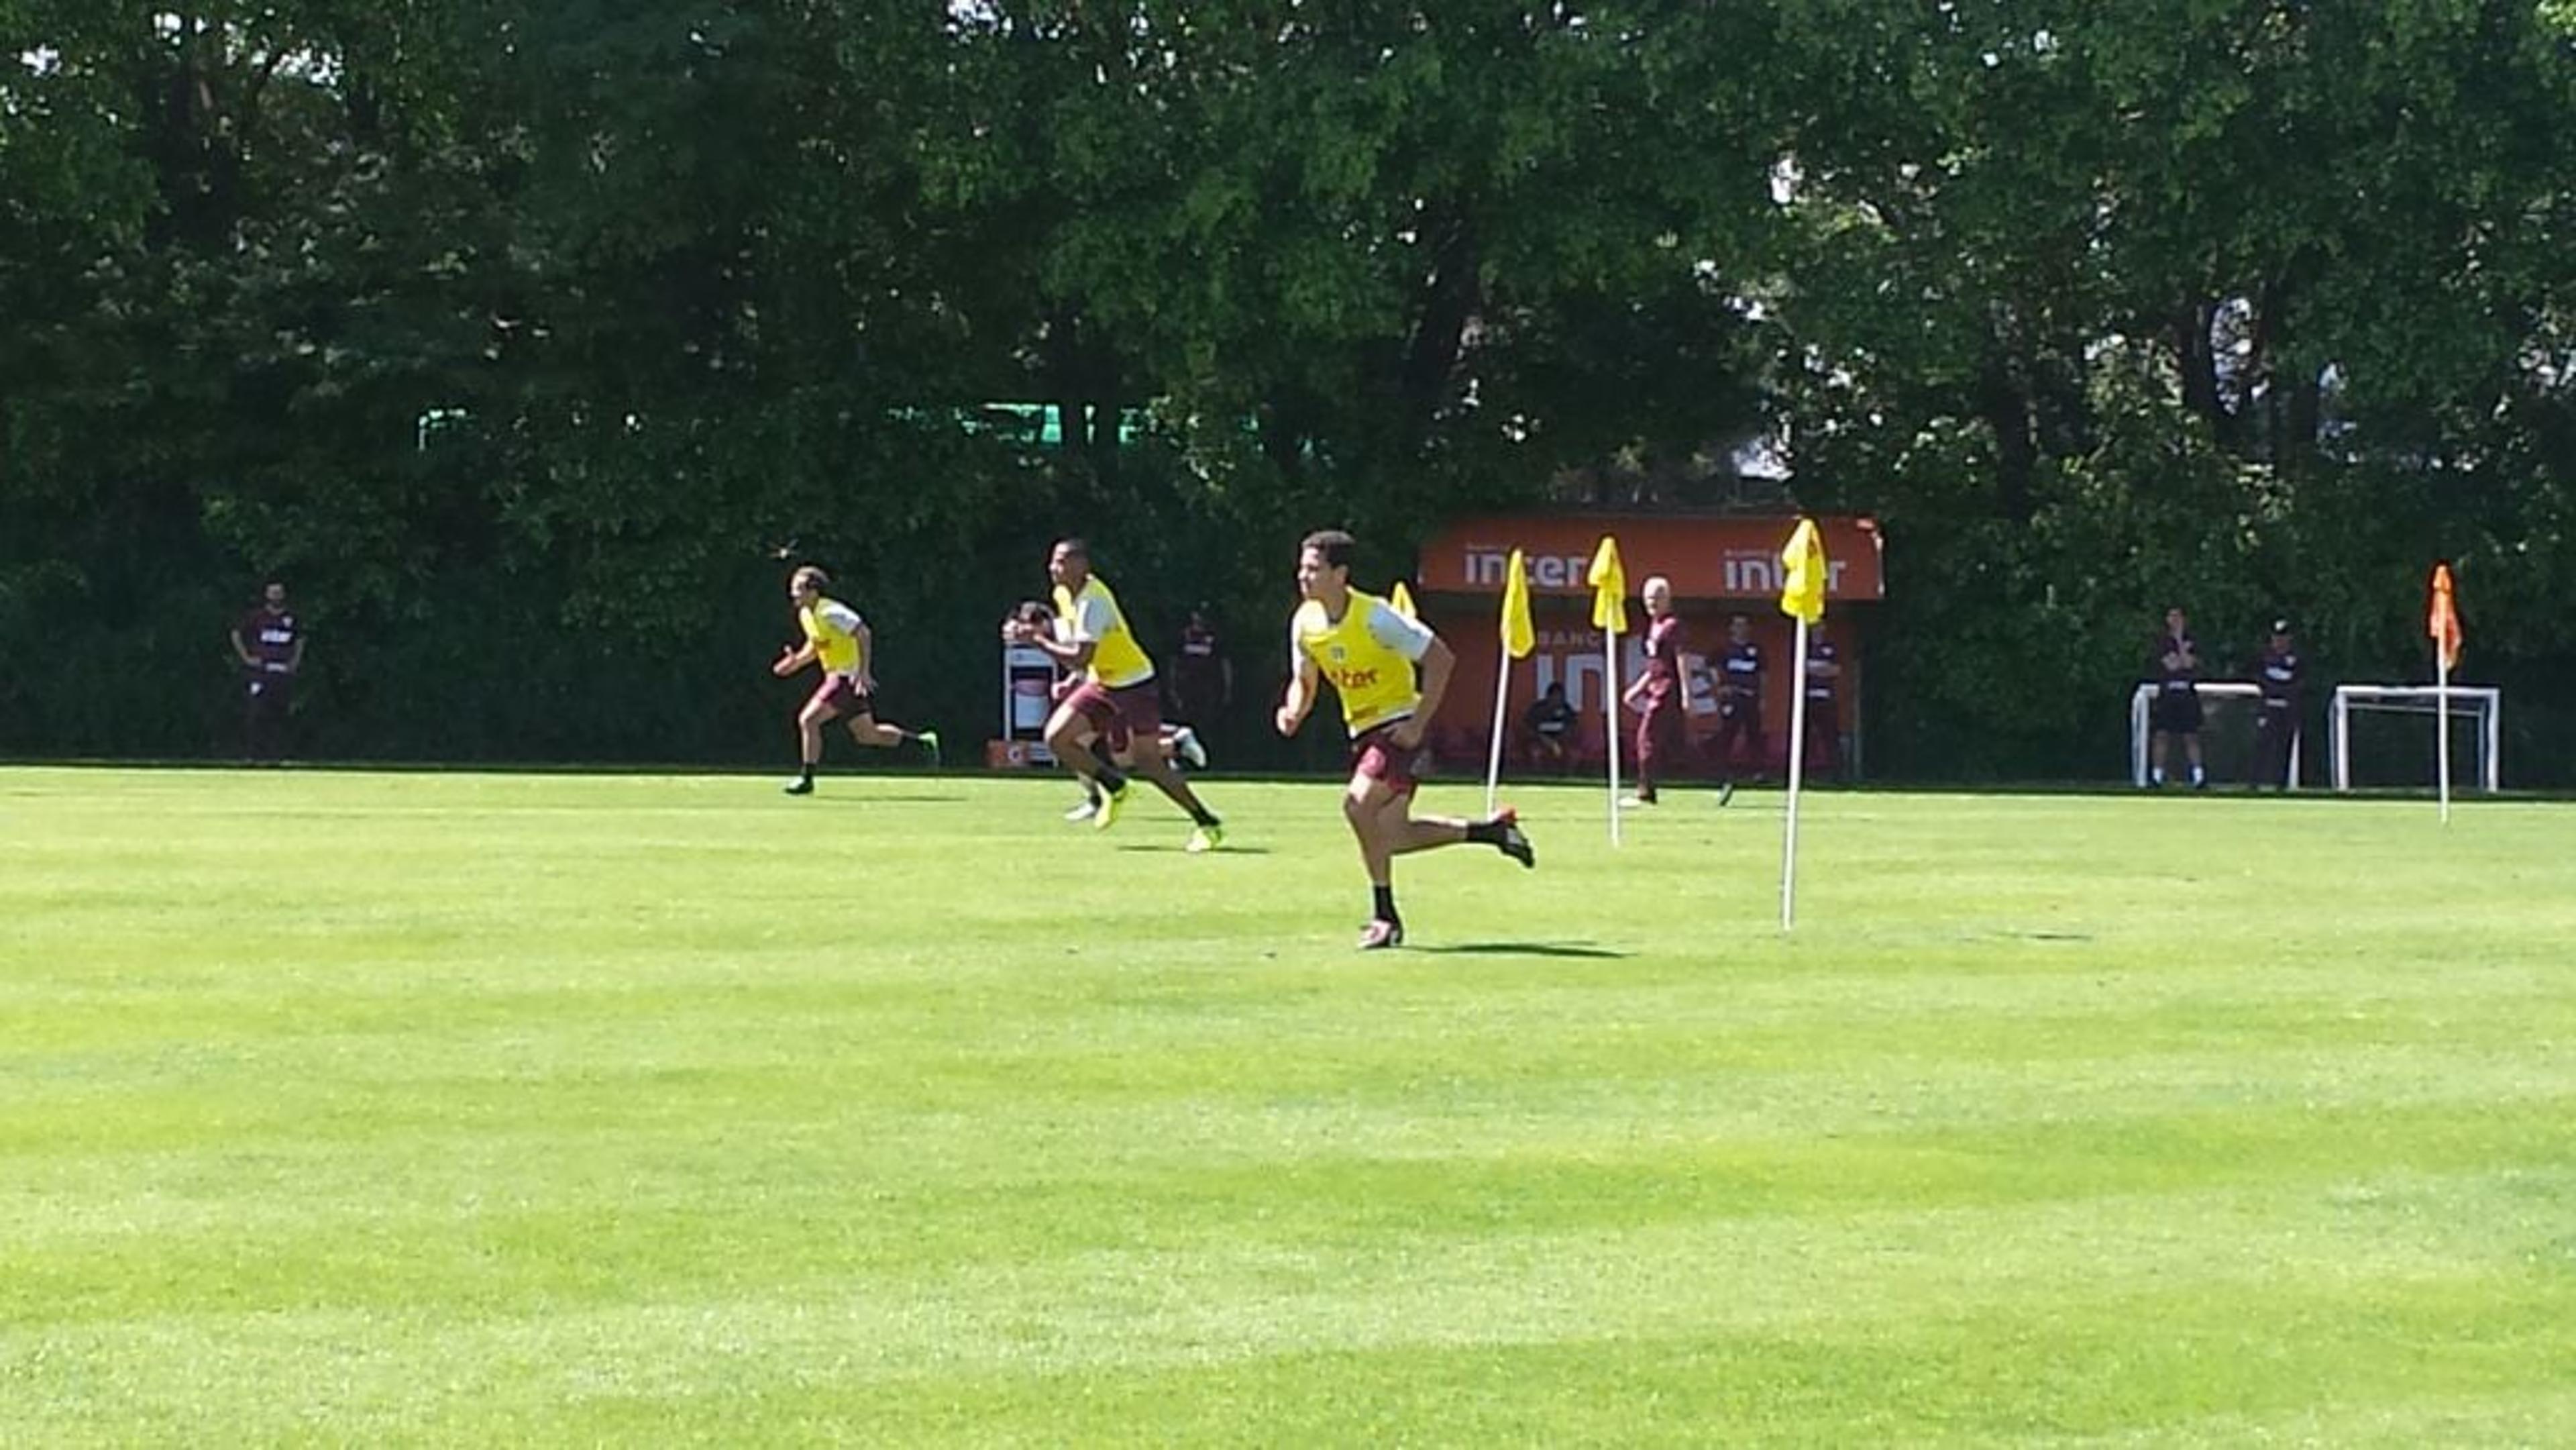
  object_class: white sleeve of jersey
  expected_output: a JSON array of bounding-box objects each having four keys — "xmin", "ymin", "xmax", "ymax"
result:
[
  {"xmin": 818, "ymin": 602, "xmax": 864, "ymax": 635},
  {"xmin": 1069, "ymin": 592, "xmax": 1114, "ymax": 643},
  {"xmin": 1364, "ymin": 600, "xmax": 1436, "ymax": 662}
]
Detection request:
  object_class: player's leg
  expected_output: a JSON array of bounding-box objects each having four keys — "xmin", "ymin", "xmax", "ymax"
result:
[
  {"xmin": 1044, "ymin": 692, "xmax": 1131, "ymax": 823},
  {"xmin": 1342, "ymin": 770, "xmax": 1405, "ymax": 948},
  {"xmin": 842, "ymin": 705, "xmax": 941, "ymax": 763},
  {"xmin": 786, "ymin": 689, "xmax": 843, "ymax": 794}
]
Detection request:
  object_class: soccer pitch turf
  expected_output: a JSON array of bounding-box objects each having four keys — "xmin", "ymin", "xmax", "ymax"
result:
[{"xmin": 5, "ymin": 766, "xmax": 2575, "ymax": 1445}]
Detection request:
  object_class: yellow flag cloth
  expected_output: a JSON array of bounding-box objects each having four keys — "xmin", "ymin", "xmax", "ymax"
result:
[
  {"xmin": 1499, "ymin": 550, "xmax": 1536, "ymax": 659},
  {"xmin": 1779, "ymin": 518, "xmax": 1828, "ymax": 625},
  {"xmin": 1389, "ymin": 581, "xmax": 1418, "ymax": 620},
  {"xmin": 1587, "ymin": 535, "xmax": 1627, "ymax": 633},
  {"xmin": 2429, "ymin": 563, "xmax": 2463, "ymax": 670}
]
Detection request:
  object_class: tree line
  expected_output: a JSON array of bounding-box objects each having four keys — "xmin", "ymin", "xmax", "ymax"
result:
[{"xmin": 5, "ymin": 2, "xmax": 2572, "ymax": 780}]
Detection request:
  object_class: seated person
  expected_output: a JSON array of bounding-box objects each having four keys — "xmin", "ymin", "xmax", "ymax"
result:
[{"xmin": 1522, "ymin": 682, "xmax": 1579, "ymax": 770}]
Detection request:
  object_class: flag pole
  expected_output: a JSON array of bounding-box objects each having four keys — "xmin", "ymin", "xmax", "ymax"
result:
[
  {"xmin": 1484, "ymin": 655, "xmax": 1510, "ymax": 817},
  {"xmin": 1780, "ymin": 616, "xmax": 1811, "ymax": 931},
  {"xmin": 1603, "ymin": 628, "xmax": 1623, "ymax": 847},
  {"xmin": 2436, "ymin": 649, "xmax": 2452, "ymax": 825}
]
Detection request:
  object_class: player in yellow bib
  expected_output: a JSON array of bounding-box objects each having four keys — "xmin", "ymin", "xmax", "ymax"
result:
[
  {"xmin": 1277, "ymin": 529, "xmax": 1534, "ymax": 949},
  {"xmin": 1002, "ymin": 539, "xmax": 1225, "ymax": 851},
  {"xmin": 771, "ymin": 565, "xmax": 939, "ymax": 794}
]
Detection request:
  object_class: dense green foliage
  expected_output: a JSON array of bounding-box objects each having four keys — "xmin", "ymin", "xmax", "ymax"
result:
[
  {"xmin": 5, "ymin": 5, "xmax": 2572, "ymax": 776},
  {"xmin": 9, "ymin": 768, "xmax": 2576, "ymax": 1439}
]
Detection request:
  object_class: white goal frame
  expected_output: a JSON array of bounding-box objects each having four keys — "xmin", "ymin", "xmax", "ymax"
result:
[
  {"xmin": 2128, "ymin": 683, "xmax": 2298, "ymax": 788},
  {"xmin": 2327, "ymin": 684, "xmax": 2502, "ymax": 794}
]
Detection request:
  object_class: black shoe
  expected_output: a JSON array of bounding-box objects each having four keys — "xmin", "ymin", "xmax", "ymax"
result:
[
  {"xmin": 782, "ymin": 776, "xmax": 814, "ymax": 796},
  {"xmin": 1491, "ymin": 809, "xmax": 1536, "ymax": 870},
  {"xmin": 1716, "ymin": 780, "xmax": 1736, "ymax": 808}
]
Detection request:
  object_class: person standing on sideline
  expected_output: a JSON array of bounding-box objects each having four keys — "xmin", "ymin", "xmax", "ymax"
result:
[
  {"xmin": 1279, "ymin": 529, "xmax": 1534, "ymax": 950},
  {"xmin": 229, "ymin": 580, "xmax": 305, "ymax": 762},
  {"xmin": 773, "ymin": 565, "xmax": 939, "ymax": 795},
  {"xmin": 1167, "ymin": 606, "xmax": 1232, "ymax": 748},
  {"xmin": 2147, "ymin": 605, "xmax": 2205, "ymax": 789},
  {"xmin": 1521, "ymin": 681, "xmax": 1578, "ymax": 771},
  {"xmin": 1709, "ymin": 613, "xmax": 1766, "ymax": 805},
  {"xmin": 1801, "ymin": 623, "xmax": 1844, "ymax": 780},
  {"xmin": 1619, "ymin": 576, "xmax": 1692, "ymax": 806},
  {"xmin": 2251, "ymin": 617, "xmax": 2303, "ymax": 790},
  {"xmin": 1003, "ymin": 539, "xmax": 1225, "ymax": 851}
]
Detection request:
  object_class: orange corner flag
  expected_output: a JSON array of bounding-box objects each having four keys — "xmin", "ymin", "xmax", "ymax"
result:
[
  {"xmin": 1499, "ymin": 550, "xmax": 1536, "ymax": 660},
  {"xmin": 1779, "ymin": 518, "xmax": 1828, "ymax": 625},
  {"xmin": 1389, "ymin": 580, "xmax": 1418, "ymax": 620},
  {"xmin": 1587, "ymin": 535, "xmax": 1628, "ymax": 634},
  {"xmin": 2429, "ymin": 562, "xmax": 2463, "ymax": 670}
]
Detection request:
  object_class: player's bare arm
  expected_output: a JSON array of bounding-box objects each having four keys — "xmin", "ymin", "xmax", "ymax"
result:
[
  {"xmin": 1389, "ymin": 637, "xmax": 1455, "ymax": 749},
  {"xmin": 772, "ymin": 641, "xmax": 816, "ymax": 677},
  {"xmin": 1277, "ymin": 656, "xmax": 1320, "ymax": 736}
]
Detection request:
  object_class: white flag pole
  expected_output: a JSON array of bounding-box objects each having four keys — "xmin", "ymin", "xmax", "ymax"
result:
[
  {"xmin": 1484, "ymin": 654, "xmax": 1511, "ymax": 817},
  {"xmin": 1780, "ymin": 617, "xmax": 1811, "ymax": 931},
  {"xmin": 2436, "ymin": 650, "xmax": 2453, "ymax": 825},
  {"xmin": 1603, "ymin": 627, "xmax": 1623, "ymax": 846}
]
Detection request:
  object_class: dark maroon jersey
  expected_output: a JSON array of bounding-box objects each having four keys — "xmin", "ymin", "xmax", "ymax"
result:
[
  {"xmin": 238, "ymin": 607, "xmax": 302, "ymax": 673},
  {"xmin": 1642, "ymin": 614, "xmax": 1686, "ymax": 704},
  {"xmin": 1720, "ymin": 639, "xmax": 1764, "ymax": 705}
]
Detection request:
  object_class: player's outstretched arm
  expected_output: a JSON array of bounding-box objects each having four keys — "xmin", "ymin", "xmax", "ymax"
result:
[
  {"xmin": 772, "ymin": 642, "xmax": 816, "ymax": 678},
  {"xmin": 1277, "ymin": 656, "xmax": 1320, "ymax": 736}
]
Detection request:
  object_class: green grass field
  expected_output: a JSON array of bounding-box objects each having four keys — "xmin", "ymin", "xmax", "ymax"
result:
[{"xmin": 6, "ymin": 766, "xmax": 2575, "ymax": 1445}]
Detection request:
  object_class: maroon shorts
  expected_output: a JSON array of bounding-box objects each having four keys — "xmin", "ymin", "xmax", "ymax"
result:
[
  {"xmin": 806, "ymin": 675, "xmax": 876, "ymax": 719},
  {"xmin": 1350, "ymin": 721, "xmax": 1419, "ymax": 798},
  {"xmin": 1065, "ymin": 680, "xmax": 1161, "ymax": 754}
]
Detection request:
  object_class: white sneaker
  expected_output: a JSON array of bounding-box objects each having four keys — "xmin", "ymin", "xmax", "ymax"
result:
[
  {"xmin": 1172, "ymin": 726, "xmax": 1209, "ymax": 770},
  {"xmin": 1063, "ymin": 798, "xmax": 1099, "ymax": 823},
  {"xmin": 1618, "ymin": 792, "xmax": 1656, "ymax": 809}
]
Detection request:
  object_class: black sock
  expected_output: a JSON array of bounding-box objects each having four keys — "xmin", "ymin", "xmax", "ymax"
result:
[
  {"xmin": 1084, "ymin": 782, "xmax": 1104, "ymax": 807},
  {"xmin": 1372, "ymin": 885, "xmax": 1399, "ymax": 923},
  {"xmin": 797, "ymin": 764, "xmax": 815, "ymax": 783},
  {"xmin": 1095, "ymin": 765, "xmax": 1129, "ymax": 793},
  {"xmin": 1464, "ymin": 818, "xmax": 1507, "ymax": 846},
  {"xmin": 1189, "ymin": 805, "xmax": 1221, "ymax": 829}
]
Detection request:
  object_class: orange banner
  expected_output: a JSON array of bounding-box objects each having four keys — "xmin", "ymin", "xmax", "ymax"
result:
[{"xmin": 1418, "ymin": 514, "xmax": 1884, "ymax": 602}]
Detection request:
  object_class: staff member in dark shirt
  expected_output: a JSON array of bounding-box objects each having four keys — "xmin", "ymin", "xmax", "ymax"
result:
[
  {"xmin": 1709, "ymin": 614, "xmax": 1764, "ymax": 805},
  {"xmin": 1522, "ymin": 681, "xmax": 1578, "ymax": 771},
  {"xmin": 229, "ymin": 580, "xmax": 305, "ymax": 763},
  {"xmin": 1801, "ymin": 624, "xmax": 1843, "ymax": 781},
  {"xmin": 2251, "ymin": 617, "xmax": 2302, "ymax": 790},
  {"xmin": 2147, "ymin": 606, "xmax": 2204, "ymax": 789}
]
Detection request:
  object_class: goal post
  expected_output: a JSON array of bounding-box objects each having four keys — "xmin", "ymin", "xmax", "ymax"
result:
[
  {"xmin": 2128, "ymin": 682, "xmax": 2299, "ymax": 788},
  {"xmin": 2328, "ymin": 684, "xmax": 2502, "ymax": 794}
]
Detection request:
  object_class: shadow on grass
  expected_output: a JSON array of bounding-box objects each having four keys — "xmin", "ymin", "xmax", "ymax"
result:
[
  {"xmin": 798, "ymin": 792, "xmax": 972, "ymax": 805},
  {"xmin": 1412, "ymin": 941, "xmax": 1631, "ymax": 960},
  {"xmin": 1113, "ymin": 843, "xmax": 1275, "ymax": 855}
]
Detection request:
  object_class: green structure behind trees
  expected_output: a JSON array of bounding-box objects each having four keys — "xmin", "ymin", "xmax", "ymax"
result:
[{"xmin": 6, "ymin": 2, "xmax": 2573, "ymax": 780}]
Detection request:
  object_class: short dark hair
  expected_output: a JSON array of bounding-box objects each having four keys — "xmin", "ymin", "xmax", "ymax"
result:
[
  {"xmin": 791, "ymin": 565, "xmax": 830, "ymax": 592},
  {"xmin": 1300, "ymin": 529, "xmax": 1356, "ymax": 570},
  {"xmin": 1054, "ymin": 537, "xmax": 1089, "ymax": 562}
]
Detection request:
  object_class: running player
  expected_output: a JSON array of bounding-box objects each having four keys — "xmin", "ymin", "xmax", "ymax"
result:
[
  {"xmin": 772, "ymin": 565, "xmax": 938, "ymax": 794},
  {"xmin": 1003, "ymin": 539, "xmax": 1225, "ymax": 852},
  {"xmin": 1278, "ymin": 529, "xmax": 1534, "ymax": 949}
]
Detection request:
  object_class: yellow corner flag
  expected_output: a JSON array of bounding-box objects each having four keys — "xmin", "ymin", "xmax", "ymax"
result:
[
  {"xmin": 1780, "ymin": 517, "xmax": 1828, "ymax": 625},
  {"xmin": 2429, "ymin": 562, "xmax": 2463, "ymax": 670},
  {"xmin": 1389, "ymin": 580, "xmax": 1418, "ymax": 620},
  {"xmin": 1587, "ymin": 535, "xmax": 1627, "ymax": 633},
  {"xmin": 1499, "ymin": 550, "xmax": 1536, "ymax": 659}
]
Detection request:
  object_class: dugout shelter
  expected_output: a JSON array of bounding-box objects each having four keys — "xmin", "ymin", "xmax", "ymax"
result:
[{"xmin": 1410, "ymin": 513, "xmax": 1886, "ymax": 778}]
